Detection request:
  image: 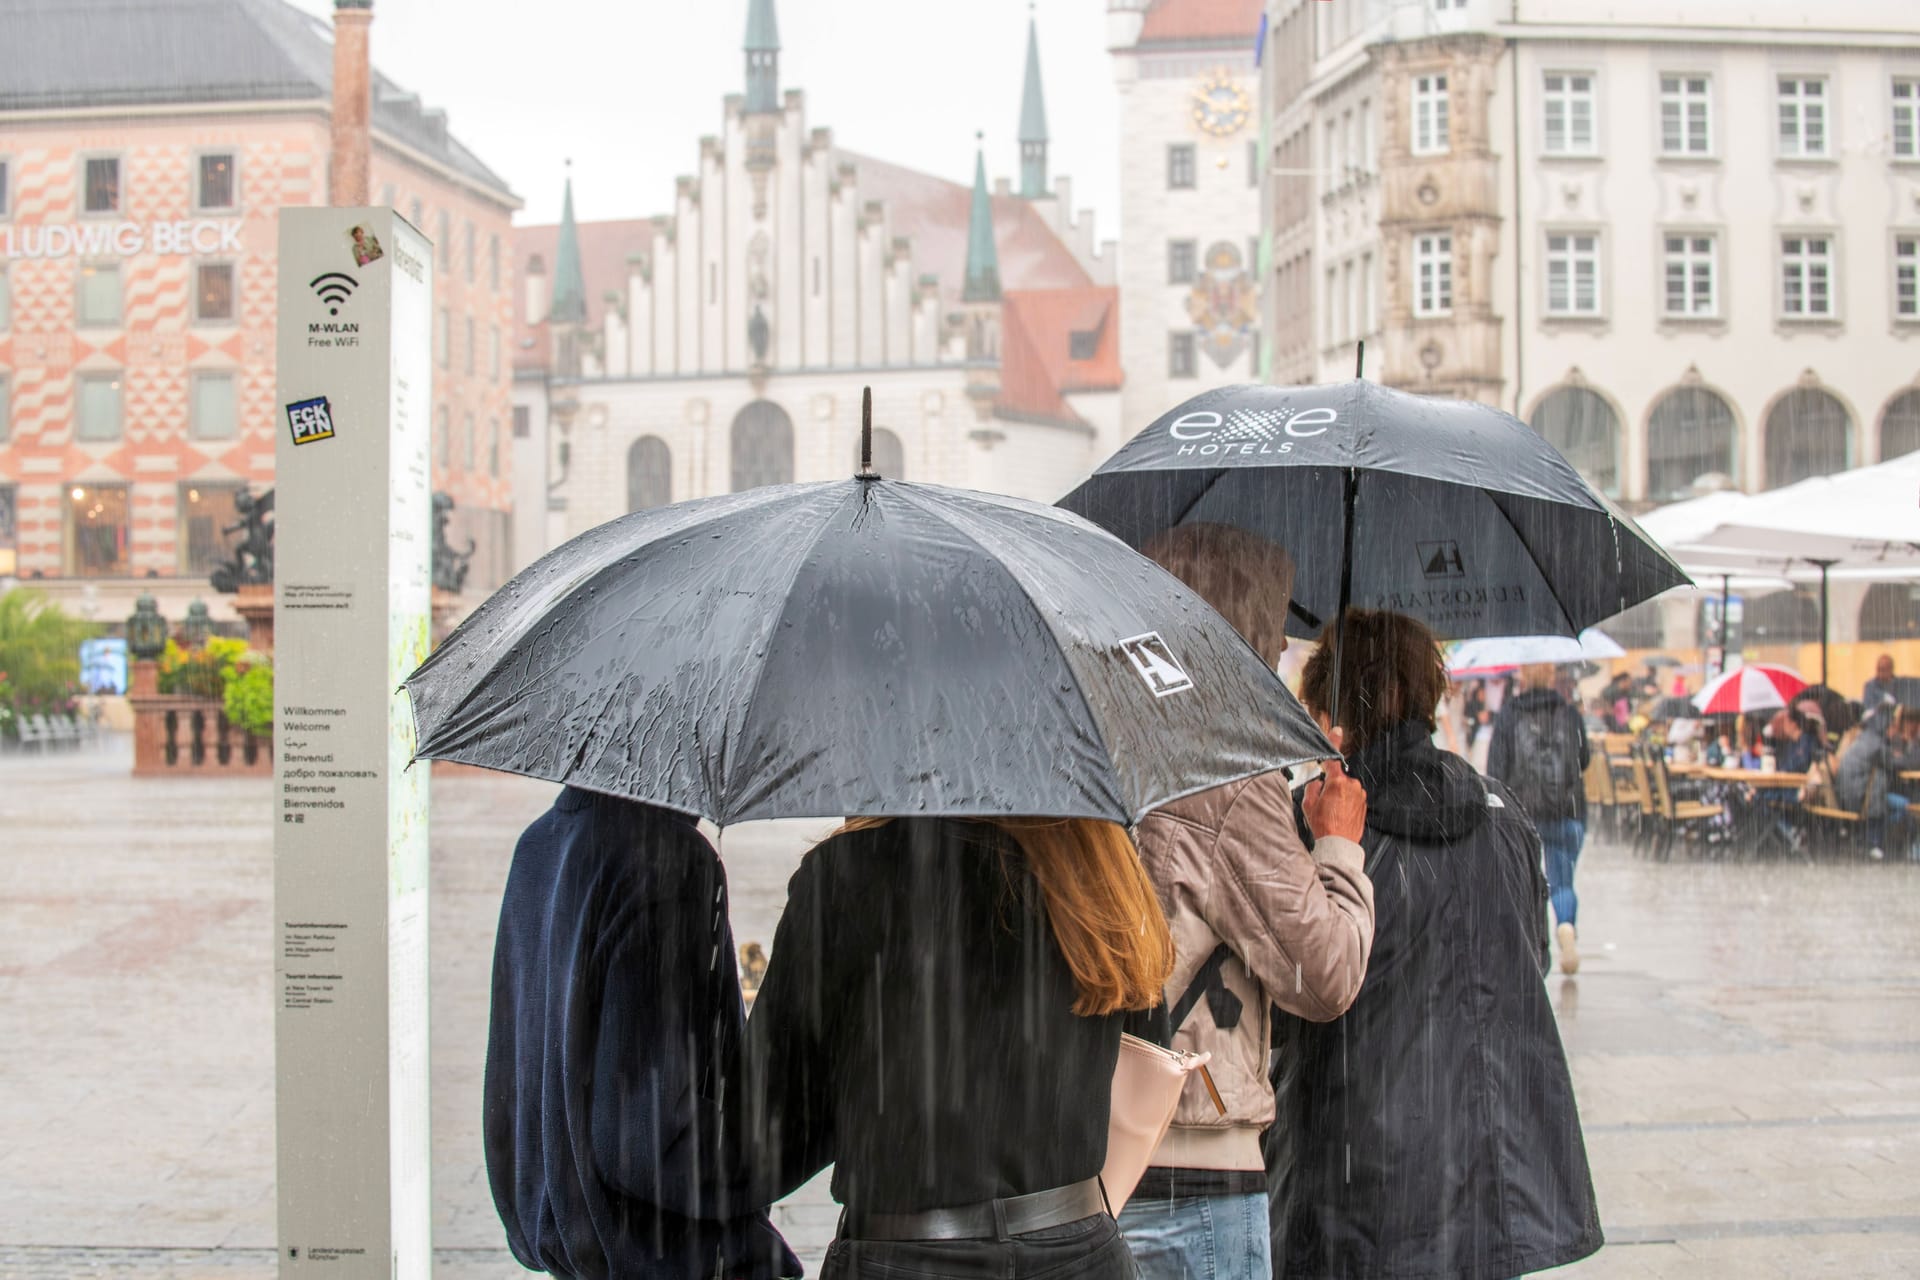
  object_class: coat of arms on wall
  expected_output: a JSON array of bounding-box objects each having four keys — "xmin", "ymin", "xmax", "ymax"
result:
[{"xmin": 1186, "ymin": 240, "xmax": 1258, "ymax": 369}]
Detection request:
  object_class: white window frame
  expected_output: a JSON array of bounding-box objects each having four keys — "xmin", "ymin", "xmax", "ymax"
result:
[
  {"xmin": 1896, "ymin": 234, "xmax": 1919, "ymax": 322},
  {"xmin": 1324, "ymin": 267, "xmax": 1339, "ymax": 344},
  {"xmin": 1168, "ymin": 330, "xmax": 1197, "ymax": 378},
  {"xmin": 1413, "ymin": 232, "xmax": 1453, "ymax": 317},
  {"xmin": 1662, "ymin": 232, "xmax": 1719, "ymax": 319},
  {"xmin": 1544, "ymin": 231, "xmax": 1602, "ymax": 317},
  {"xmin": 1542, "ymin": 72, "xmax": 1598, "ymax": 156},
  {"xmin": 75, "ymin": 372, "xmax": 124, "ymax": 442},
  {"xmin": 1358, "ymin": 100, "xmax": 1373, "ymax": 175},
  {"xmin": 76, "ymin": 261, "xmax": 121, "ymax": 327},
  {"xmin": 192, "ymin": 260, "xmax": 238, "ymax": 325},
  {"xmin": 194, "ymin": 150, "xmax": 238, "ymax": 213},
  {"xmin": 78, "ymin": 152, "xmax": 122, "ymax": 217},
  {"xmin": 1659, "ymin": 73, "xmax": 1713, "ymax": 157},
  {"xmin": 1361, "ymin": 252, "xmax": 1376, "ymax": 334},
  {"xmin": 1779, "ymin": 233, "xmax": 1836, "ymax": 319},
  {"xmin": 189, "ymin": 370, "xmax": 239, "ymax": 440},
  {"xmin": 1412, "ymin": 75, "xmax": 1450, "ymax": 156},
  {"xmin": 1777, "ymin": 76, "xmax": 1830, "ymax": 160},
  {"xmin": 1893, "ymin": 79, "xmax": 1920, "ymax": 161}
]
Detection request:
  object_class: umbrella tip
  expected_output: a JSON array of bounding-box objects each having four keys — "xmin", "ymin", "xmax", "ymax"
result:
[
  {"xmin": 857, "ymin": 385, "xmax": 878, "ymax": 480},
  {"xmin": 1355, "ymin": 339, "xmax": 1366, "ymax": 381}
]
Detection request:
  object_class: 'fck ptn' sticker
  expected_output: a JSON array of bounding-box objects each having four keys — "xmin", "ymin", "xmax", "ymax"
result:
[
  {"xmin": 285, "ymin": 396, "xmax": 336, "ymax": 446},
  {"xmin": 1120, "ymin": 632, "xmax": 1195, "ymax": 698}
]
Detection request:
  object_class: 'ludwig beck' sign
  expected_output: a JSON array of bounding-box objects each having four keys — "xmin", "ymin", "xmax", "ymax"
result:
[{"xmin": 0, "ymin": 219, "xmax": 244, "ymax": 259}]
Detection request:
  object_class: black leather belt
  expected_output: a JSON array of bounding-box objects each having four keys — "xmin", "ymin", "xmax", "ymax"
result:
[{"xmin": 844, "ymin": 1177, "xmax": 1107, "ymax": 1242}]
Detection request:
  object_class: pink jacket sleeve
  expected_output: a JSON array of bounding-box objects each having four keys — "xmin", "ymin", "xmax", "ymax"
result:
[{"xmin": 1205, "ymin": 770, "xmax": 1375, "ymax": 1023}]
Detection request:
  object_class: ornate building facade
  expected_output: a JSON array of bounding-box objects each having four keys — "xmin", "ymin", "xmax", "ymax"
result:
[
  {"xmin": 512, "ymin": 0, "xmax": 1121, "ymax": 564},
  {"xmin": 0, "ymin": 0, "xmax": 519, "ymax": 625},
  {"xmin": 1109, "ymin": 0, "xmax": 1266, "ymax": 433},
  {"xmin": 1260, "ymin": 0, "xmax": 1920, "ymax": 506}
]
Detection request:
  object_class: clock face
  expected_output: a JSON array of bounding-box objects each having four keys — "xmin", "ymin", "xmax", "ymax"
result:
[{"xmin": 1190, "ymin": 70, "xmax": 1251, "ymax": 137}]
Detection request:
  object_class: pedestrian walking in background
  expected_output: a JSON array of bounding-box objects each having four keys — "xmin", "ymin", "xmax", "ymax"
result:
[
  {"xmin": 1487, "ymin": 663, "xmax": 1591, "ymax": 975},
  {"xmin": 738, "ymin": 816, "xmax": 1173, "ymax": 1280},
  {"xmin": 1118, "ymin": 523, "xmax": 1376, "ymax": 1280},
  {"xmin": 1270, "ymin": 609, "xmax": 1603, "ymax": 1280},
  {"xmin": 483, "ymin": 790, "xmax": 797, "ymax": 1280}
]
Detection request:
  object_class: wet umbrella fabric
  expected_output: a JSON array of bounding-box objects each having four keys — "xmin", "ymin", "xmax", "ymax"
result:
[
  {"xmin": 1692, "ymin": 663, "xmax": 1808, "ymax": 716},
  {"xmin": 405, "ymin": 478, "xmax": 1334, "ymax": 826},
  {"xmin": 1058, "ymin": 381, "xmax": 1689, "ymax": 641}
]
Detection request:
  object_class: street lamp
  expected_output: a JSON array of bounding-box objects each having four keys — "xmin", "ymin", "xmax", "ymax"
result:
[
  {"xmin": 126, "ymin": 594, "xmax": 169, "ymax": 661},
  {"xmin": 182, "ymin": 599, "xmax": 214, "ymax": 650}
]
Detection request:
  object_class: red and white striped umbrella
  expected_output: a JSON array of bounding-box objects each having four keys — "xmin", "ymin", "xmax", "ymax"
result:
[{"xmin": 1692, "ymin": 663, "xmax": 1809, "ymax": 716}]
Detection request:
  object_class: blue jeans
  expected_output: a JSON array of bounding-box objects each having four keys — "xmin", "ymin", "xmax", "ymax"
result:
[
  {"xmin": 825, "ymin": 1213, "xmax": 1133, "ymax": 1280},
  {"xmin": 1872, "ymin": 792, "xmax": 1911, "ymax": 852},
  {"xmin": 1119, "ymin": 1192, "xmax": 1268, "ymax": 1280},
  {"xmin": 1536, "ymin": 818, "xmax": 1584, "ymax": 929}
]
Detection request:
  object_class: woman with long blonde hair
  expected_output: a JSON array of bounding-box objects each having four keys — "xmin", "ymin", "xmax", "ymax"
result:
[{"xmin": 737, "ymin": 814, "xmax": 1174, "ymax": 1279}]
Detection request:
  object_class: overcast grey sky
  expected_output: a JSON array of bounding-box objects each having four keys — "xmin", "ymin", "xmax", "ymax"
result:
[{"xmin": 288, "ymin": 0, "xmax": 1124, "ymax": 232}]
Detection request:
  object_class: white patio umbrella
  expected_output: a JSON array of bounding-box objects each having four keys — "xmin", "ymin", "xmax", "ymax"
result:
[
  {"xmin": 1447, "ymin": 628, "xmax": 1626, "ymax": 677},
  {"xmin": 1664, "ymin": 454, "xmax": 1920, "ymax": 685}
]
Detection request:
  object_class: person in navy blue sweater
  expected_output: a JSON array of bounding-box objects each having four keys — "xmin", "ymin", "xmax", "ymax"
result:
[{"xmin": 483, "ymin": 787, "xmax": 799, "ymax": 1280}]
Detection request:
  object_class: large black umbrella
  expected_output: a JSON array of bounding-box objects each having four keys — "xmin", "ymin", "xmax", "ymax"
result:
[
  {"xmin": 405, "ymin": 469, "xmax": 1332, "ymax": 826},
  {"xmin": 1059, "ymin": 380, "xmax": 1689, "ymax": 642}
]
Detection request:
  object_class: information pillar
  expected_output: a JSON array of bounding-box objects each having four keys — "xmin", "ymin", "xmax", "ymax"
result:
[{"xmin": 273, "ymin": 207, "xmax": 433, "ymax": 1277}]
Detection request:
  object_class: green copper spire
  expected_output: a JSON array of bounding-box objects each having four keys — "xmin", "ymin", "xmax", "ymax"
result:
[
  {"xmin": 963, "ymin": 135, "xmax": 1002, "ymax": 303},
  {"xmin": 1018, "ymin": 11, "xmax": 1048, "ymax": 197},
  {"xmin": 550, "ymin": 167, "xmax": 588, "ymax": 325},
  {"xmin": 744, "ymin": 0, "xmax": 781, "ymax": 113}
]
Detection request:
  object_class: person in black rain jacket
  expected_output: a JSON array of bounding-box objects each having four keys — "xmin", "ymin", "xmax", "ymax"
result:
[
  {"xmin": 483, "ymin": 787, "xmax": 798, "ymax": 1280},
  {"xmin": 1269, "ymin": 610, "xmax": 1602, "ymax": 1280}
]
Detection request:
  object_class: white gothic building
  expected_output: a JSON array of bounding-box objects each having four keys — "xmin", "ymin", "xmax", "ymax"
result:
[
  {"xmin": 1109, "ymin": 0, "xmax": 1267, "ymax": 434},
  {"xmin": 511, "ymin": 0, "xmax": 1121, "ymax": 567}
]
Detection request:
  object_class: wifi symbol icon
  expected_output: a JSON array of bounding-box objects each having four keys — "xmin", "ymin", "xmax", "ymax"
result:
[{"xmin": 310, "ymin": 272, "xmax": 359, "ymax": 316}]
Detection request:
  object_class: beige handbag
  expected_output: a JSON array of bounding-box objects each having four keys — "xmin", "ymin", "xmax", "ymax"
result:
[{"xmin": 1102, "ymin": 1033, "xmax": 1220, "ymax": 1215}]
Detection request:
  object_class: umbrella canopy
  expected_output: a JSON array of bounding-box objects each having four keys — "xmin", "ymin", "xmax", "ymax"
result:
[
  {"xmin": 1058, "ymin": 381, "xmax": 1688, "ymax": 641},
  {"xmin": 405, "ymin": 477, "xmax": 1334, "ymax": 826},
  {"xmin": 1446, "ymin": 628, "xmax": 1625, "ymax": 677},
  {"xmin": 1692, "ymin": 663, "xmax": 1808, "ymax": 716}
]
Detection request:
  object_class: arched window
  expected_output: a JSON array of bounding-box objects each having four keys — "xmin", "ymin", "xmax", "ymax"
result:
[
  {"xmin": 856, "ymin": 427, "xmax": 906, "ymax": 481},
  {"xmin": 1745, "ymin": 589, "xmax": 1822, "ymax": 644},
  {"xmin": 1646, "ymin": 385, "xmax": 1737, "ymax": 502},
  {"xmin": 1860, "ymin": 582, "xmax": 1920, "ymax": 643},
  {"xmin": 1529, "ymin": 386, "xmax": 1619, "ymax": 496},
  {"xmin": 1763, "ymin": 387, "xmax": 1850, "ymax": 489},
  {"xmin": 730, "ymin": 400, "xmax": 794, "ymax": 492},
  {"xmin": 627, "ymin": 436, "xmax": 672, "ymax": 512},
  {"xmin": 1880, "ymin": 389, "xmax": 1920, "ymax": 462}
]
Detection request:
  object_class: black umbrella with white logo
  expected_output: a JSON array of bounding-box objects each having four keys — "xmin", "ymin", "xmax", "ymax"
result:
[
  {"xmin": 405, "ymin": 397, "xmax": 1332, "ymax": 826},
  {"xmin": 1059, "ymin": 376, "xmax": 1688, "ymax": 642}
]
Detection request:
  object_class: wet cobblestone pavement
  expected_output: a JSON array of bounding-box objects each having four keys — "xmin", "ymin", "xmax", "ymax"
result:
[{"xmin": 2, "ymin": 741, "xmax": 1916, "ymax": 1277}]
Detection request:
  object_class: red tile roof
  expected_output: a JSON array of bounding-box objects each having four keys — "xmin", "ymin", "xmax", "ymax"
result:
[
  {"xmin": 997, "ymin": 287, "xmax": 1121, "ymax": 426},
  {"xmin": 512, "ymin": 218, "xmax": 653, "ymax": 371},
  {"xmin": 1137, "ymin": 0, "xmax": 1264, "ymax": 45}
]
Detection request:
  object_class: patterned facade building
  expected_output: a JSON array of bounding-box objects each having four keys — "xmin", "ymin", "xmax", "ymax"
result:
[
  {"xmin": 1259, "ymin": 0, "xmax": 1920, "ymax": 503},
  {"xmin": 511, "ymin": 0, "xmax": 1122, "ymax": 564},
  {"xmin": 1109, "ymin": 0, "xmax": 1266, "ymax": 433},
  {"xmin": 0, "ymin": 0, "xmax": 518, "ymax": 625}
]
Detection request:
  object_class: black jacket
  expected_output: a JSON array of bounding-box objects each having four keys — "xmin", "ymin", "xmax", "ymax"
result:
[
  {"xmin": 737, "ymin": 818, "xmax": 1122, "ymax": 1214},
  {"xmin": 1269, "ymin": 723, "xmax": 1602, "ymax": 1280},
  {"xmin": 483, "ymin": 788, "xmax": 797, "ymax": 1280},
  {"xmin": 1486, "ymin": 688, "xmax": 1591, "ymax": 825}
]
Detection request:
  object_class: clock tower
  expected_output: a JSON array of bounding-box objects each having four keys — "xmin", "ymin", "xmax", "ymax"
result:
[{"xmin": 1109, "ymin": 0, "xmax": 1265, "ymax": 433}]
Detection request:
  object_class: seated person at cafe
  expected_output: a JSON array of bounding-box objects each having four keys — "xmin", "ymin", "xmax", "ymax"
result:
[{"xmin": 1837, "ymin": 704, "xmax": 1909, "ymax": 860}]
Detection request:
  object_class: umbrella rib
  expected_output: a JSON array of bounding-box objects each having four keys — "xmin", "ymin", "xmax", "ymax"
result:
[
  {"xmin": 1486, "ymin": 492, "xmax": 1586, "ymax": 636},
  {"xmin": 715, "ymin": 486, "xmax": 854, "ymax": 814},
  {"xmin": 888, "ymin": 484, "xmax": 1120, "ymax": 807}
]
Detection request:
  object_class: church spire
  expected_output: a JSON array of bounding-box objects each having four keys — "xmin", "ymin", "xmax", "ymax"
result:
[
  {"xmin": 550, "ymin": 165, "xmax": 587, "ymax": 325},
  {"xmin": 963, "ymin": 134, "xmax": 1001, "ymax": 303},
  {"xmin": 744, "ymin": 0, "xmax": 781, "ymax": 114},
  {"xmin": 1017, "ymin": 7, "xmax": 1049, "ymax": 198}
]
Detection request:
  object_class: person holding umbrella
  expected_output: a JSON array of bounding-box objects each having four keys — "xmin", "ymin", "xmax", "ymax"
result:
[
  {"xmin": 1487, "ymin": 664, "xmax": 1591, "ymax": 975},
  {"xmin": 1270, "ymin": 609, "xmax": 1602, "ymax": 1280},
  {"xmin": 1118, "ymin": 523, "xmax": 1375, "ymax": 1280}
]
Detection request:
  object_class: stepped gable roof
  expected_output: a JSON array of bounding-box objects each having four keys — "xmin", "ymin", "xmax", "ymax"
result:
[
  {"xmin": 998, "ymin": 287, "xmax": 1121, "ymax": 426},
  {"xmin": 1137, "ymin": 0, "xmax": 1264, "ymax": 46},
  {"xmin": 512, "ymin": 218, "xmax": 654, "ymax": 372},
  {"xmin": 834, "ymin": 149, "xmax": 1091, "ymax": 309},
  {"xmin": 0, "ymin": 0, "xmax": 514, "ymax": 201}
]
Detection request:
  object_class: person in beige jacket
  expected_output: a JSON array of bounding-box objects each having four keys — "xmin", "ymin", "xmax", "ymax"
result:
[{"xmin": 1116, "ymin": 523, "xmax": 1376, "ymax": 1280}]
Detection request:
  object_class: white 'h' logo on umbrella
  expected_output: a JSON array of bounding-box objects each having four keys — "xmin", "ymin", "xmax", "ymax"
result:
[{"xmin": 1121, "ymin": 632, "xmax": 1196, "ymax": 698}]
